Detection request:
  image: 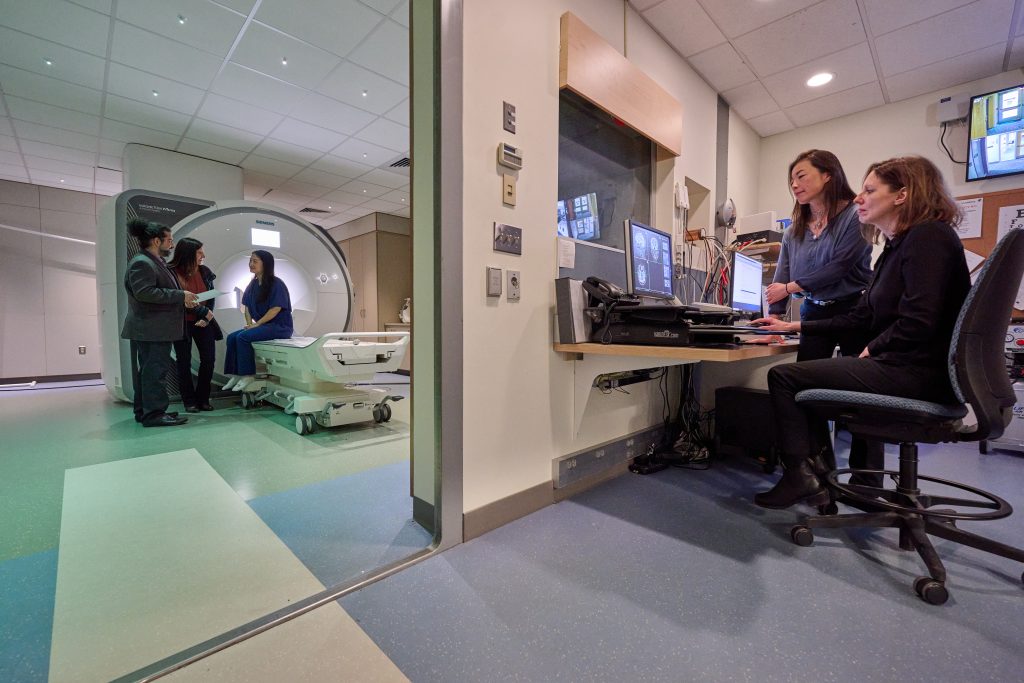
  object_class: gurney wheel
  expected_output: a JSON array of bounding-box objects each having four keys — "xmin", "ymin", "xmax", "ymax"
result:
[
  {"xmin": 380, "ymin": 403, "xmax": 392, "ymax": 423},
  {"xmin": 296, "ymin": 414, "xmax": 316, "ymax": 435},
  {"xmin": 241, "ymin": 392, "xmax": 256, "ymax": 409}
]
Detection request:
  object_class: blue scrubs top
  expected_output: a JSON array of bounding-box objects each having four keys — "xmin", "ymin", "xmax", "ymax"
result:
[{"xmin": 242, "ymin": 277, "xmax": 293, "ymax": 333}]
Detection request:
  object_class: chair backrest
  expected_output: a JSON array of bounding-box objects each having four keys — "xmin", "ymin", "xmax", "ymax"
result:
[{"xmin": 949, "ymin": 228, "xmax": 1024, "ymax": 440}]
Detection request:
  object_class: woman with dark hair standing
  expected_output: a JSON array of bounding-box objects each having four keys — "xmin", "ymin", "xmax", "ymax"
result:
[
  {"xmin": 168, "ymin": 237, "xmax": 222, "ymax": 413},
  {"xmin": 752, "ymin": 156, "xmax": 970, "ymax": 509},
  {"xmin": 222, "ymin": 250, "xmax": 294, "ymax": 391}
]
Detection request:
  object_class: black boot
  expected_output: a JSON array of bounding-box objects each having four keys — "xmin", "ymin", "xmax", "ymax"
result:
[
  {"xmin": 848, "ymin": 438, "xmax": 884, "ymax": 489},
  {"xmin": 754, "ymin": 460, "xmax": 830, "ymax": 509}
]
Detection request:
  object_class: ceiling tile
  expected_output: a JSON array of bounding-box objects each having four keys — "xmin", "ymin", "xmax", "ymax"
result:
[
  {"xmin": 1009, "ymin": 35, "xmax": 1024, "ymax": 69},
  {"xmin": 0, "ymin": 118, "xmax": 13, "ymax": 136},
  {"xmin": 0, "ymin": 134, "xmax": 18, "ymax": 152},
  {"xmin": 687, "ymin": 43, "xmax": 757, "ymax": 93},
  {"xmin": 378, "ymin": 188, "xmax": 409, "ymax": 204},
  {"xmin": 277, "ymin": 180, "xmax": 323, "ymax": 197},
  {"xmin": 231, "ymin": 22, "xmax": 341, "ymax": 90},
  {"xmin": 761, "ymin": 43, "xmax": 877, "ymax": 107},
  {"xmin": 353, "ymin": 117, "xmax": 407, "ymax": 152},
  {"xmin": 331, "ymin": 136, "xmax": 396, "ymax": 166},
  {"xmin": 631, "ymin": 0, "xmax": 667, "ymax": 10},
  {"xmin": 312, "ymin": 155, "xmax": 373, "ymax": 177},
  {"xmin": 95, "ymin": 167, "xmax": 122, "ymax": 184},
  {"xmin": 874, "ymin": 0, "xmax": 1012, "ymax": 77},
  {"xmin": 321, "ymin": 188, "xmax": 369, "ymax": 205},
  {"xmin": 746, "ymin": 110, "xmax": 795, "ymax": 137},
  {"xmin": 5, "ymin": 96, "xmax": 101, "ymax": 135},
  {"xmin": 288, "ymin": 91, "xmax": 376, "ymax": 135},
  {"xmin": 390, "ymin": 0, "xmax": 409, "ymax": 27},
  {"xmin": 101, "ymin": 118, "xmax": 182, "ymax": 149},
  {"xmin": 720, "ymin": 81, "xmax": 779, "ymax": 119},
  {"xmin": 216, "ymin": 0, "xmax": 258, "ymax": 13},
  {"xmin": 19, "ymin": 140, "xmax": 97, "ymax": 166},
  {"xmin": 359, "ymin": 168, "xmax": 408, "ymax": 189},
  {"xmin": 106, "ymin": 63, "xmax": 206, "ymax": 115},
  {"xmin": 2, "ymin": 0, "xmax": 111, "ymax": 57},
  {"xmin": 360, "ymin": 0, "xmax": 403, "ymax": 13},
  {"xmin": 24, "ymin": 155, "xmax": 95, "ymax": 178},
  {"xmin": 338, "ymin": 178, "xmax": 389, "ymax": 198},
  {"xmin": 186, "ymin": 118, "xmax": 263, "ymax": 152},
  {"xmin": 863, "ymin": 0, "xmax": 976, "ymax": 36},
  {"xmin": 347, "ymin": 20, "xmax": 409, "ymax": 85},
  {"xmin": 0, "ymin": 150, "xmax": 24, "ymax": 167},
  {"xmin": 0, "ymin": 28, "xmax": 107, "ymax": 91},
  {"xmin": 642, "ymin": 0, "xmax": 725, "ymax": 58},
  {"xmin": 103, "ymin": 94, "xmax": 192, "ymax": 135},
  {"xmin": 734, "ymin": 0, "xmax": 865, "ymax": 77},
  {"xmin": 0, "ymin": 166, "xmax": 30, "ymax": 181},
  {"xmin": 384, "ymin": 99, "xmax": 408, "ymax": 126},
  {"xmin": 243, "ymin": 170, "xmax": 289, "ymax": 191},
  {"xmin": 99, "ymin": 138, "xmax": 127, "ymax": 157},
  {"xmin": 97, "ymin": 154, "xmax": 122, "ymax": 170},
  {"xmin": 28, "ymin": 171, "xmax": 93, "ymax": 192},
  {"xmin": 176, "ymin": 138, "xmax": 248, "ymax": 165},
  {"xmin": 697, "ymin": 0, "xmax": 822, "ymax": 39},
  {"xmin": 358, "ymin": 197, "xmax": 404, "ymax": 214},
  {"xmin": 884, "ymin": 43, "xmax": 1005, "ymax": 101},
  {"xmin": 115, "ymin": 0, "xmax": 246, "ymax": 56},
  {"xmin": 198, "ymin": 93, "xmax": 284, "ymax": 135},
  {"xmin": 784, "ymin": 80, "xmax": 884, "ymax": 127},
  {"xmin": 259, "ymin": 188, "xmax": 307, "ymax": 209},
  {"xmin": 255, "ymin": 0, "xmax": 383, "ymax": 58},
  {"xmin": 317, "ymin": 61, "xmax": 407, "ymax": 115},
  {"xmin": 211, "ymin": 62, "xmax": 306, "ymax": 115},
  {"xmin": 0, "ymin": 65, "xmax": 103, "ymax": 114},
  {"xmin": 94, "ymin": 181, "xmax": 122, "ymax": 196},
  {"xmin": 292, "ymin": 167, "xmax": 353, "ymax": 188},
  {"xmin": 111, "ymin": 21, "xmax": 222, "ymax": 88},
  {"xmin": 72, "ymin": 0, "xmax": 113, "ymax": 14},
  {"xmin": 242, "ymin": 155, "xmax": 304, "ymax": 178},
  {"xmin": 391, "ymin": 205, "xmax": 410, "ymax": 218},
  {"xmin": 269, "ymin": 118, "xmax": 347, "ymax": 152},
  {"xmin": 251, "ymin": 137, "xmax": 322, "ymax": 166},
  {"xmin": 13, "ymin": 121, "xmax": 99, "ymax": 153}
]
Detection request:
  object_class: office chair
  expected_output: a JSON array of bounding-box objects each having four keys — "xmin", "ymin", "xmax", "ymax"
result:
[{"xmin": 789, "ymin": 228, "xmax": 1024, "ymax": 605}]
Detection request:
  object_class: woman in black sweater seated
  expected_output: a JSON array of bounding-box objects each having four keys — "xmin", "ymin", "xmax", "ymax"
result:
[{"xmin": 750, "ymin": 155, "xmax": 971, "ymax": 509}]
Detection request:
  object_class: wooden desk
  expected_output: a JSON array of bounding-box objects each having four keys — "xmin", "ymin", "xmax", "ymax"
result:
[{"xmin": 553, "ymin": 341, "xmax": 798, "ymax": 436}]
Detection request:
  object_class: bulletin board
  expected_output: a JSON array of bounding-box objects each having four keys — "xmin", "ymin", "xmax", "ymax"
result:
[{"xmin": 956, "ymin": 186, "xmax": 1024, "ymax": 317}]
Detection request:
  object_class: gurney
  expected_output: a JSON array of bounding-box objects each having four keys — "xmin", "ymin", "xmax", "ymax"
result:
[{"xmin": 244, "ymin": 332, "xmax": 409, "ymax": 434}]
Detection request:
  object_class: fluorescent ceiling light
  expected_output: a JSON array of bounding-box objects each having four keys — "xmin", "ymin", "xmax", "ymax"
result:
[{"xmin": 806, "ymin": 72, "xmax": 834, "ymax": 87}]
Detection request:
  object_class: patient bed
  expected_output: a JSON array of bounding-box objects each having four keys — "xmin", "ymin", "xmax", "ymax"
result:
[{"xmin": 245, "ymin": 332, "xmax": 409, "ymax": 434}]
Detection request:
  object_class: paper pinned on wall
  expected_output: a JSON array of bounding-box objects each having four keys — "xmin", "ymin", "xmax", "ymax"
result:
[
  {"xmin": 557, "ymin": 237, "xmax": 576, "ymax": 269},
  {"xmin": 963, "ymin": 248, "xmax": 985, "ymax": 273},
  {"xmin": 955, "ymin": 198, "xmax": 983, "ymax": 239},
  {"xmin": 997, "ymin": 204, "xmax": 1024, "ymax": 242}
]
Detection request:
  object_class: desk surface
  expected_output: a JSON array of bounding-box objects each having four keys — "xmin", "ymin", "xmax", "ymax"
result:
[{"xmin": 553, "ymin": 341, "xmax": 798, "ymax": 362}]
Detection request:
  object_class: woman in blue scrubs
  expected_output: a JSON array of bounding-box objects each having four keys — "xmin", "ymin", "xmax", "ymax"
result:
[{"xmin": 222, "ymin": 250, "xmax": 294, "ymax": 391}]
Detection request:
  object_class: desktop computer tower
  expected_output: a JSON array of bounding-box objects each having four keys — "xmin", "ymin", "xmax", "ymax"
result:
[{"xmin": 714, "ymin": 386, "xmax": 778, "ymax": 472}]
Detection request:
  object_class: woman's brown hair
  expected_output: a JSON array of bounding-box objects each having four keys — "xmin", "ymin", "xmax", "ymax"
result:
[
  {"xmin": 864, "ymin": 156, "xmax": 960, "ymax": 236},
  {"xmin": 788, "ymin": 149, "xmax": 857, "ymax": 241}
]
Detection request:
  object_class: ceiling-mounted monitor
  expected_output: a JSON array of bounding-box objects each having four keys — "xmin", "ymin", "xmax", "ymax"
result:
[{"xmin": 967, "ymin": 83, "xmax": 1024, "ymax": 182}]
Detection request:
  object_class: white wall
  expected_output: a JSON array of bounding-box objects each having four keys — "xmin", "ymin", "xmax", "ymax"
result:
[
  {"xmin": 758, "ymin": 69, "xmax": 1024, "ymax": 218},
  {"xmin": 460, "ymin": 0, "xmax": 730, "ymax": 513},
  {"xmin": 0, "ymin": 179, "xmax": 102, "ymax": 379},
  {"xmin": 727, "ymin": 109, "xmax": 763, "ymax": 220}
]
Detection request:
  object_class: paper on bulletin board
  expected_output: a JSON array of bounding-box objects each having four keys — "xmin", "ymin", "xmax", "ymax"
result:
[
  {"xmin": 963, "ymin": 248, "xmax": 985, "ymax": 274},
  {"xmin": 997, "ymin": 204, "xmax": 1024, "ymax": 242},
  {"xmin": 955, "ymin": 198, "xmax": 983, "ymax": 239},
  {"xmin": 557, "ymin": 237, "xmax": 576, "ymax": 268}
]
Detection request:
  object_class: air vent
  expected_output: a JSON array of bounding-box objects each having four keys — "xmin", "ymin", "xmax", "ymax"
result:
[
  {"xmin": 389, "ymin": 157, "xmax": 411, "ymax": 168},
  {"xmin": 299, "ymin": 207, "xmax": 330, "ymax": 214}
]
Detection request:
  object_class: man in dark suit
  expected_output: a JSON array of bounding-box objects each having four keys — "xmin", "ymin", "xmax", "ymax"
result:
[{"xmin": 120, "ymin": 218, "xmax": 198, "ymax": 427}]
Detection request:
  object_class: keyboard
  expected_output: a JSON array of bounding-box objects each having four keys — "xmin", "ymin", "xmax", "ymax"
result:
[{"xmin": 689, "ymin": 302, "xmax": 734, "ymax": 313}]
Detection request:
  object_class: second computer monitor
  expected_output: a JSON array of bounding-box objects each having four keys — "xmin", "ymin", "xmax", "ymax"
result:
[
  {"xmin": 730, "ymin": 251, "xmax": 764, "ymax": 315},
  {"xmin": 624, "ymin": 219, "xmax": 674, "ymax": 300}
]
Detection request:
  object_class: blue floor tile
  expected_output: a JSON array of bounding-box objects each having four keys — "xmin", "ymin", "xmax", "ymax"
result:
[{"xmin": 0, "ymin": 549, "xmax": 57, "ymax": 683}]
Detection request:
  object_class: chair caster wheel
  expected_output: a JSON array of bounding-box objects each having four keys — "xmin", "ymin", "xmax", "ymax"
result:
[
  {"xmin": 791, "ymin": 526, "xmax": 814, "ymax": 547},
  {"xmin": 817, "ymin": 502, "xmax": 839, "ymax": 516},
  {"xmin": 914, "ymin": 576, "xmax": 948, "ymax": 605}
]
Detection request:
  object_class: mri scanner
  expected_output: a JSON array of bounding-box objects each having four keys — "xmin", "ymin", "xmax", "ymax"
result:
[{"xmin": 98, "ymin": 189, "xmax": 407, "ymax": 434}]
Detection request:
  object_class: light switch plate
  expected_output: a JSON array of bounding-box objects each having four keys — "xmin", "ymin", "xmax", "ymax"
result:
[
  {"xmin": 503, "ymin": 101, "xmax": 516, "ymax": 134},
  {"xmin": 493, "ymin": 223, "xmax": 522, "ymax": 255},
  {"xmin": 502, "ymin": 173, "xmax": 516, "ymax": 206},
  {"xmin": 507, "ymin": 270, "xmax": 521, "ymax": 301},
  {"xmin": 486, "ymin": 266, "xmax": 502, "ymax": 296}
]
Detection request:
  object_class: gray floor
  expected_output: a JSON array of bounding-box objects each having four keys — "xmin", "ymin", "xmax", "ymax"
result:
[{"xmin": 341, "ymin": 438, "xmax": 1024, "ymax": 682}]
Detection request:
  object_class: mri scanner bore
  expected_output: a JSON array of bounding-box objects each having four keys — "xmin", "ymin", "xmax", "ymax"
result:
[{"xmin": 99, "ymin": 191, "xmax": 407, "ymax": 434}]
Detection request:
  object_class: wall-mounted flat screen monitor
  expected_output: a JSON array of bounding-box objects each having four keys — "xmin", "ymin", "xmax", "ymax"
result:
[
  {"xmin": 967, "ymin": 84, "xmax": 1024, "ymax": 182},
  {"xmin": 730, "ymin": 251, "xmax": 763, "ymax": 315},
  {"xmin": 624, "ymin": 219, "xmax": 673, "ymax": 300},
  {"xmin": 557, "ymin": 192, "xmax": 600, "ymax": 240}
]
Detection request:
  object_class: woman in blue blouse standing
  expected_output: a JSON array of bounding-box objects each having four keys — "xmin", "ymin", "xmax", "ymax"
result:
[{"xmin": 222, "ymin": 250, "xmax": 293, "ymax": 391}]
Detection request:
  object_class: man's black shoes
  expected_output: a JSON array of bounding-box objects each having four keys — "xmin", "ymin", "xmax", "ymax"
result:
[{"xmin": 142, "ymin": 414, "xmax": 188, "ymax": 427}]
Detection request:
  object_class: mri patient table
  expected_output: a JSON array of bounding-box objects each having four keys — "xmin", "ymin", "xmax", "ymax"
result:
[{"xmin": 245, "ymin": 332, "xmax": 409, "ymax": 435}]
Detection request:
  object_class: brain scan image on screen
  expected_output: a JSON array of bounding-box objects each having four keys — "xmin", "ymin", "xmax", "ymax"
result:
[
  {"xmin": 636, "ymin": 263, "xmax": 648, "ymax": 288},
  {"xmin": 648, "ymin": 236, "xmax": 661, "ymax": 263},
  {"xmin": 633, "ymin": 232, "xmax": 647, "ymax": 259}
]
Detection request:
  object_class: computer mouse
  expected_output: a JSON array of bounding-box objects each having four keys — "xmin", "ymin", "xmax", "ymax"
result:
[{"xmin": 748, "ymin": 320, "xmax": 771, "ymax": 327}]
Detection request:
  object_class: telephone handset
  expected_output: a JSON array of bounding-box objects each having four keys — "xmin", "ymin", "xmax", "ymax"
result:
[{"xmin": 582, "ymin": 276, "xmax": 640, "ymax": 306}]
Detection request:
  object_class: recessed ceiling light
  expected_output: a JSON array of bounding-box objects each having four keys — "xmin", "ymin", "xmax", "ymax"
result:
[
  {"xmin": 59, "ymin": 178, "xmax": 66, "ymax": 183},
  {"xmin": 806, "ymin": 72, "xmax": 834, "ymax": 87},
  {"xmin": 327, "ymin": 205, "xmax": 332, "ymax": 209},
  {"xmin": 362, "ymin": 189, "xmax": 367, "ymax": 193},
  {"xmin": 177, "ymin": 14, "xmax": 187, "ymax": 24},
  {"xmin": 44, "ymin": 58, "xmax": 53, "ymax": 66},
  {"xmin": 281, "ymin": 57, "xmax": 288, "ymax": 66},
  {"xmin": 362, "ymin": 90, "xmax": 368, "ymax": 97},
  {"xmin": 400, "ymin": 198, "xmax": 405, "ymax": 202},
  {"xmin": 152, "ymin": 90, "xmax": 159, "ymax": 97},
  {"xmin": 362, "ymin": 153, "xmax": 367, "ymax": 158}
]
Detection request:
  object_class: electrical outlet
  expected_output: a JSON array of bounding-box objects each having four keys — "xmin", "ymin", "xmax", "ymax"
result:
[
  {"xmin": 78, "ymin": 346, "xmax": 86, "ymax": 355},
  {"xmin": 507, "ymin": 270, "xmax": 520, "ymax": 301}
]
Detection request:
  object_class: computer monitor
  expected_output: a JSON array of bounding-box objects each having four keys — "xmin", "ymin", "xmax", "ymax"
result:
[
  {"xmin": 558, "ymin": 192, "xmax": 600, "ymax": 240},
  {"xmin": 557, "ymin": 200, "xmax": 570, "ymax": 237},
  {"xmin": 730, "ymin": 251, "xmax": 763, "ymax": 315},
  {"xmin": 624, "ymin": 219, "xmax": 674, "ymax": 300}
]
